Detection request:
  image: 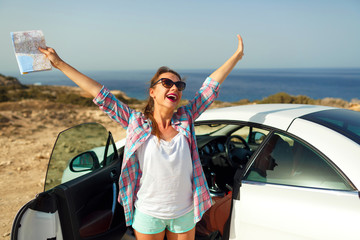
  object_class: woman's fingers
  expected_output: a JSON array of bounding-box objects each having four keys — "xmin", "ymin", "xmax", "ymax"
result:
[
  {"xmin": 38, "ymin": 47, "xmax": 49, "ymax": 55},
  {"xmin": 237, "ymin": 35, "xmax": 244, "ymax": 51},
  {"xmin": 39, "ymin": 47, "xmax": 56, "ymax": 56},
  {"xmin": 38, "ymin": 46, "xmax": 62, "ymax": 68},
  {"xmin": 236, "ymin": 34, "xmax": 244, "ymax": 58}
]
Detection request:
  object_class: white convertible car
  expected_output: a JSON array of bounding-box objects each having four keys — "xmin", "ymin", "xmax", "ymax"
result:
[{"xmin": 11, "ymin": 104, "xmax": 360, "ymax": 240}]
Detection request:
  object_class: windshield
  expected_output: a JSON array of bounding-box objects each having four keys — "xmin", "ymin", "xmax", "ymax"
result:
[
  {"xmin": 301, "ymin": 109, "xmax": 360, "ymax": 145},
  {"xmin": 194, "ymin": 123, "xmax": 228, "ymax": 136}
]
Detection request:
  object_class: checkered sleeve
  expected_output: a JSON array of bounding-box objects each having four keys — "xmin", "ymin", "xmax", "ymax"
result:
[
  {"xmin": 93, "ymin": 86, "xmax": 133, "ymax": 129},
  {"xmin": 117, "ymin": 154, "xmax": 142, "ymax": 226},
  {"xmin": 187, "ymin": 77, "xmax": 220, "ymax": 120}
]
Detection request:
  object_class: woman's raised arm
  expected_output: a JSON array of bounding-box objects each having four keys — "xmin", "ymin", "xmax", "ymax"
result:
[
  {"xmin": 39, "ymin": 47, "xmax": 102, "ymax": 98},
  {"xmin": 209, "ymin": 34, "xmax": 244, "ymax": 85}
]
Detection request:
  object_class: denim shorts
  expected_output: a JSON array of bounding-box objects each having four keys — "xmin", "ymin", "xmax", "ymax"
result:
[{"xmin": 132, "ymin": 208, "xmax": 195, "ymax": 234}]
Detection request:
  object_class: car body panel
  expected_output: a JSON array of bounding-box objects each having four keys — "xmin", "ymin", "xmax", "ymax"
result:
[
  {"xmin": 16, "ymin": 209, "xmax": 63, "ymax": 240},
  {"xmin": 197, "ymin": 104, "xmax": 334, "ymax": 131},
  {"xmin": 230, "ymin": 182, "xmax": 360, "ymax": 240},
  {"xmin": 12, "ymin": 198, "xmax": 63, "ymax": 240}
]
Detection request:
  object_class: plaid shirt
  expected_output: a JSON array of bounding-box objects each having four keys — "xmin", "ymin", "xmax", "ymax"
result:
[{"xmin": 93, "ymin": 77, "xmax": 220, "ymax": 226}]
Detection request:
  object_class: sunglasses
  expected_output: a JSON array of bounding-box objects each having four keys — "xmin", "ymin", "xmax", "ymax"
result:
[{"xmin": 151, "ymin": 78, "xmax": 186, "ymax": 91}]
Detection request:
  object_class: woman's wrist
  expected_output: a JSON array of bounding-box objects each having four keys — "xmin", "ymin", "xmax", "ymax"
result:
[{"xmin": 234, "ymin": 51, "xmax": 244, "ymax": 61}]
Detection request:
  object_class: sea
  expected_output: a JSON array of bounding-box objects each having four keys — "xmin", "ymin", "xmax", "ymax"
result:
[{"xmin": 6, "ymin": 68, "xmax": 360, "ymax": 102}]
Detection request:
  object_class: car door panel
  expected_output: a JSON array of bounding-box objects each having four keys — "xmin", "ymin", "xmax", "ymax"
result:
[
  {"xmin": 11, "ymin": 123, "xmax": 127, "ymax": 240},
  {"xmin": 12, "ymin": 160, "xmax": 126, "ymax": 240},
  {"xmin": 230, "ymin": 182, "xmax": 360, "ymax": 240},
  {"xmin": 12, "ymin": 192, "xmax": 63, "ymax": 240},
  {"xmin": 53, "ymin": 162, "xmax": 126, "ymax": 240}
]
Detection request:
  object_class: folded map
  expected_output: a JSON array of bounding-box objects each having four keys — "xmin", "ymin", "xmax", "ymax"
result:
[{"xmin": 10, "ymin": 30, "xmax": 52, "ymax": 74}]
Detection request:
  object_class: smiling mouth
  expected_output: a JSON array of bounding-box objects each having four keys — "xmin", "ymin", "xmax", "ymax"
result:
[{"xmin": 166, "ymin": 94, "xmax": 178, "ymax": 102}]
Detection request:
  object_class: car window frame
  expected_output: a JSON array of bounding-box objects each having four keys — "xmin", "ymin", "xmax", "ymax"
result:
[
  {"xmin": 44, "ymin": 122, "xmax": 119, "ymax": 192},
  {"xmin": 195, "ymin": 120, "xmax": 274, "ymax": 136},
  {"xmin": 103, "ymin": 131, "xmax": 119, "ymax": 167},
  {"xmin": 243, "ymin": 130, "xmax": 357, "ymax": 191}
]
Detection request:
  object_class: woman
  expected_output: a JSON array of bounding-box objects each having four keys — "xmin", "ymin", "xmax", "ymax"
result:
[{"xmin": 39, "ymin": 34, "xmax": 244, "ymax": 240}]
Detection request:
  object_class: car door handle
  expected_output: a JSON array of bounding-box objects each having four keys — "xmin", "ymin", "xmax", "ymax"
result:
[
  {"xmin": 111, "ymin": 182, "xmax": 117, "ymax": 214},
  {"xmin": 110, "ymin": 169, "xmax": 117, "ymax": 181}
]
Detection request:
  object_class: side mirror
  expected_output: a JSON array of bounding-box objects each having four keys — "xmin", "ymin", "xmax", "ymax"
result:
[
  {"xmin": 254, "ymin": 132, "xmax": 266, "ymax": 144},
  {"xmin": 69, "ymin": 151, "xmax": 100, "ymax": 172}
]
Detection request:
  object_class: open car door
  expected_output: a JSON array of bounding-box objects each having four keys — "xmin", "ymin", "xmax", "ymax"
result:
[{"xmin": 11, "ymin": 123, "xmax": 127, "ymax": 240}]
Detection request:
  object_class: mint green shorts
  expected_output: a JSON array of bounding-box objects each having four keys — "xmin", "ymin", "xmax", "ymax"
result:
[{"xmin": 132, "ymin": 209, "xmax": 195, "ymax": 234}]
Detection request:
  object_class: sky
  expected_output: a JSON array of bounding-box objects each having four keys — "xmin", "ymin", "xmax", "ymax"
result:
[{"xmin": 1, "ymin": 0, "xmax": 360, "ymax": 74}]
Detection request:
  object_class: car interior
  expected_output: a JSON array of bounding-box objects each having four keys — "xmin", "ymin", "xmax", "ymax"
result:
[{"xmin": 194, "ymin": 123, "xmax": 270, "ymax": 239}]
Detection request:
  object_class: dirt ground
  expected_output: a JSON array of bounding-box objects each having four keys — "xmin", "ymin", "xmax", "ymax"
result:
[{"xmin": 0, "ymin": 99, "xmax": 127, "ymax": 239}]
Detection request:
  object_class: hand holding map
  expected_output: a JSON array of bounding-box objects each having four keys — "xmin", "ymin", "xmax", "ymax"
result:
[
  {"xmin": 38, "ymin": 47, "xmax": 64, "ymax": 69},
  {"xmin": 10, "ymin": 30, "xmax": 52, "ymax": 74}
]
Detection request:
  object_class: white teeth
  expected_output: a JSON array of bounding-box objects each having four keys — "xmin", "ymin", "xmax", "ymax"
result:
[{"xmin": 167, "ymin": 94, "xmax": 177, "ymax": 100}]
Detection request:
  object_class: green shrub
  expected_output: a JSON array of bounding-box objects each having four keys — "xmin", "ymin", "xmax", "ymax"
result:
[
  {"xmin": 259, "ymin": 92, "xmax": 316, "ymax": 104},
  {"xmin": 0, "ymin": 88, "xmax": 9, "ymax": 102}
]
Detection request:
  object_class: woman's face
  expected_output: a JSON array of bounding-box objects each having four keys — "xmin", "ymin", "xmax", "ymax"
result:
[{"xmin": 150, "ymin": 72, "xmax": 183, "ymax": 111}]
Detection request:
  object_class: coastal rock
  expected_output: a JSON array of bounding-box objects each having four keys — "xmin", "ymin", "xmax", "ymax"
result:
[
  {"xmin": 349, "ymin": 103, "xmax": 360, "ymax": 112},
  {"xmin": 0, "ymin": 74, "xmax": 24, "ymax": 87}
]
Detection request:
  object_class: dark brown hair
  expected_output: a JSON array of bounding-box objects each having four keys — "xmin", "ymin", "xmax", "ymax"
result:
[{"xmin": 143, "ymin": 66, "xmax": 182, "ymax": 139}]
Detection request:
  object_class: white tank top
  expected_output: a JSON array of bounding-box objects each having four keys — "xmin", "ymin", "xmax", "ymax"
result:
[{"xmin": 134, "ymin": 132, "xmax": 193, "ymax": 219}]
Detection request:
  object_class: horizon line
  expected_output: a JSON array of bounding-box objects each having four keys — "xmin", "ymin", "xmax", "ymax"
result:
[{"xmin": 3, "ymin": 66, "xmax": 360, "ymax": 76}]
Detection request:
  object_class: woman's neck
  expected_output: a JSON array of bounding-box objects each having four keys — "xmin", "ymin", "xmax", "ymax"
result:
[
  {"xmin": 153, "ymin": 109, "xmax": 173, "ymax": 130},
  {"xmin": 152, "ymin": 108, "xmax": 179, "ymax": 141}
]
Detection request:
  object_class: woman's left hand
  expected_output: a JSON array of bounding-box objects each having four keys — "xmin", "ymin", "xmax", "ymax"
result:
[
  {"xmin": 236, "ymin": 34, "xmax": 244, "ymax": 59},
  {"xmin": 209, "ymin": 34, "xmax": 245, "ymax": 84}
]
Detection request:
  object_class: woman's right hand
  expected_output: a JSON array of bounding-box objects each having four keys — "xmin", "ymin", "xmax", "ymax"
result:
[{"xmin": 38, "ymin": 47, "xmax": 64, "ymax": 69}]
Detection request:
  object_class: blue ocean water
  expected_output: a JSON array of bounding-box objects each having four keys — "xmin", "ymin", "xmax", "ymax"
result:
[{"xmin": 7, "ymin": 68, "xmax": 360, "ymax": 102}]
